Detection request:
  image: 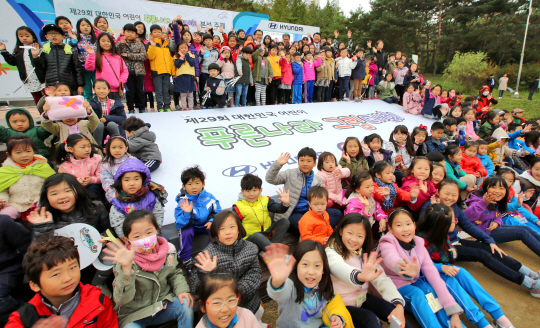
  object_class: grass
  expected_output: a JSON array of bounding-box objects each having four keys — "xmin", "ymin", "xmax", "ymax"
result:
[{"xmin": 426, "ymin": 75, "xmax": 540, "ymax": 119}]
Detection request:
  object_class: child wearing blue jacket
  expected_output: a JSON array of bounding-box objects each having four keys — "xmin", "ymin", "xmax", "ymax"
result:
[
  {"xmin": 291, "ymin": 52, "xmax": 303, "ymax": 104},
  {"xmin": 174, "ymin": 166, "xmax": 222, "ymax": 269},
  {"xmin": 477, "ymin": 140, "xmax": 495, "ymax": 177},
  {"xmin": 507, "ymin": 123, "xmax": 536, "ymax": 155}
]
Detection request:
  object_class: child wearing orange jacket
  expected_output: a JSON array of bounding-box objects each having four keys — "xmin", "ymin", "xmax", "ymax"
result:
[
  {"xmin": 461, "ymin": 141, "xmax": 488, "ymax": 186},
  {"xmin": 298, "ymin": 186, "xmax": 333, "ymax": 245}
]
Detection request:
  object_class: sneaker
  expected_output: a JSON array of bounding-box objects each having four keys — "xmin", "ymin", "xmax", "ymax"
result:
[
  {"xmin": 158, "ymin": 109, "xmax": 164, "ymax": 112},
  {"xmin": 95, "ymin": 284, "xmax": 112, "ymax": 298},
  {"xmin": 493, "ymin": 320, "xmax": 515, "ymax": 328},
  {"xmin": 343, "ymin": 97, "xmax": 349, "ymax": 101},
  {"xmin": 530, "ymin": 279, "xmax": 540, "ymax": 298},
  {"xmin": 175, "ymin": 105, "xmax": 181, "ymax": 111},
  {"xmin": 183, "ymin": 259, "xmax": 193, "ymax": 275},
  {"xmin": 139, "ymin": 109, "xmax": 146, "ymax": 114},
  {"xmin": 530, "ymin": 270, "xmax": 540, "ymax": 280},
  {"xmin": 164, "ymin": 108, "xmax": 171, "ymax": 112},
  {"xmin": 202, "ymin": 106, "xmax": 207, "ymax": 109},
  {"xmin": 128, "ymin": 110, "xmax": 135, "ymax": 114}
]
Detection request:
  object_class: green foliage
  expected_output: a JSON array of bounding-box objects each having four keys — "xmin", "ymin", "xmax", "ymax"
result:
[{"xmin": 443, "ymin": 52, "xmax": 488, "ymax": 92}]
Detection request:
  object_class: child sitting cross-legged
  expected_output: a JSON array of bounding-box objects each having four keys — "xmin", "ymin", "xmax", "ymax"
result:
[
  {"xmin": 232, "ymin": 173, "xmax": 290, "ymax": 254},
  {"xmin": 175, "ymin": 166, "xmax": 221, "ymax": 272},
  {"xmin": 6, "ymin": 235, "xmax": 117, "ymax": 328},
  {"xmin": 266, "ymin": 148, "xmax": 343, "ymax": 234},
  {"xmin": 299, "ymin": 186, "xmax": 333, "ymax": 245}
]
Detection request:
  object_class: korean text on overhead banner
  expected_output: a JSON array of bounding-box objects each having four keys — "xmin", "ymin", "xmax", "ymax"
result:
[
  {"xmin": 52, "ymin": 0, "xmax": 239, "ymax": 36},
  {"xmin": 258, "ymin": 20, "xmax": 320, "ymax": 35}
]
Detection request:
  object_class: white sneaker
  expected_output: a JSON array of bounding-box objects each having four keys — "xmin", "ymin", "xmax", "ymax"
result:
[
  {"xmin": 493, "ymin": 320, "xmax": 515, "ymax": 328},
  {"xmin": 343, "ymin": 97, "xmax": 349, "ymax": 101}
]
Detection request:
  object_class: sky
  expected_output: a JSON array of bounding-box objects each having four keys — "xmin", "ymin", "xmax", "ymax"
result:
[{"xmin": 319, "ymin": 0, "xmax": 372, "ymax": 15}]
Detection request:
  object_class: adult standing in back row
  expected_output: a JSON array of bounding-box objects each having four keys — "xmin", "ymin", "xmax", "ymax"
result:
[
  {"xmin": 367, "ymin": 40, "xmax": 387, "ymax": 81},
  {"xmin": 498, "ymin": 73, "xmax": 508, "ymax": 99}
]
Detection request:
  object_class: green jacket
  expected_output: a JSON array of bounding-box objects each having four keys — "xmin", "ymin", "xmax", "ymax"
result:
[
  {"xmin": 252, "ymin": 49, "xmax": 273, "ymax": 84},
  {"xmin": 339, "ymin": 156, "xmax": 368, "ymax": 188},
  {"xmin": 444, "ymin": 160, "xmax": 468, "ymax": 190},
  {"xmin": 387, "ymin": 61, "xmax": 397, "ymax": 75},
  {"xmin": 376, "ymin": 81, "xmax": 397, "ymax": 99},
  {"xmin": 477, "ymin": 122, "xmax": 494, "ymax": 139},
  {"xmin": 112, "ymin": 242, "xmax": 189, "ymax": 327},
  {"xmin": 0, "ymin": 108, "xmax": 51, "ymax": 158}
]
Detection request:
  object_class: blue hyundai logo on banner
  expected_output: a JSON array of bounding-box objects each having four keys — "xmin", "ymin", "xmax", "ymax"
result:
[
  {"xmin": 222, "ymin": 165, "xmax": 257, "ymax": 177},
  {"xmin": 269, "ymin": 22, "xmax": 277, "ymax": 29}
]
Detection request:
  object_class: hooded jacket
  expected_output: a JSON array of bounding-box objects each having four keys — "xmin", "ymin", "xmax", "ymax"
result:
[
  {"xmin": 0, "ymin": 155, "xmax": 53, "ymax": 213},
  {"xmin": 444, "ymin": 159, "xmax": 470, "ymax": 190},
  {"xmin": 0, "ymin": 108, "xmax": 52, "ymax": 158},
  {"xmin": 85, "ymin": 53, "xmax": 128, "ymax": 92},
  {"xmin": 34, "ymin": 43, "xmax": 85, "ymax": 91},
  {"xmin": 265, "ymin": 162, "xmax": 322, "ymax": 221},
  {"xmin": 147, "ymin": 38, "xmax": 175, "ymax": 75},
  {"xmin": 174, "ymin": 188, "xmax": 221, "ymax": 229},
  {"xmin": 477, "ymin": 85, "xmax": 498, "ymax": 109},
  {"xmin": 116, "ymin": 40, "xmax": 147, "ymax": 76},
  {"xmin": 58, "ymin": 154, "xmax": 102, "ymax": 184},
  {"xmin": 6, "ymin": 283, "xmax": 117, "ymax": 328},
  {"xmin": 100, "ymin": 153, "xmax": 134, "ymax": 202},
  {"xmin": 477, "ymin": 152, "xmax": 495, "ymax": 177},
  {"xmin": 376, "ymin": 80, "xmax": 397, "ymax": 99},
  {"xmin": 316, "ymin": 165, "xmax": 350, "ymax": 206},
  {"xmin": 507, "ymin": 129, "xmax": 536, "ymax": 155},
  {"xmin": 31, "ymin": 200, "xmax": 109, "ymax": 238},
  {"xmin": 112, "ymin": 242, "xmax": 189, "ymax": 327},
  {"xmin": 233, "ymin": 194, "xmax": 288, "ymax": 239},
  {"xmin": 252, "ymin": 49, "xmax": 273, "ymax": 84},
  {"xmin": 464, "ymin": 193, "xmax": 503, "ymax": 234},
  {"xmin": 190, "ymin": 238, "xmax": 262, "ymax": 314},
  {"xmin": 460, "ymin": 153, "xmax": 488, "ymax": 177},
  {"xmin": 90, "ymin": 97, "xmax": 127, "ymax": 137},
  {"xmin": 421, "ymin": 87, "xmax": 440, "ymax": 116},
  {"xmin": 368, "ymin": 62, "xmax": 378, "ymax": 86},
  {"xmin": 216, "ymin": 57, "xmax": 235, "ymax": 79},
  {"xmin": 403, "ymin": 91, "xmax": 423, "ymax": 114},
  {"xmin": 127, "ymin": 126, "xmax": 162, "ymax": 162},
  {"xmin": 279, "ymin": 57, "xmax": 293, "ymax": 85},
  {"xmin": 401, "ymin": 175, "xmax": 436, "ymax": 211},
  {"xmin": 378, "ymin": 233, "xmax": 463, "ymax": 317},
  {"xmin": 351, "ymin": 57, "xmax": 366, "ymax": 80},
  {"xmin": 344, "ymin": 192, "xmax": 387, "ymax": 226},
  {"xmin": 299, "ymin": 208, "xmax": 333, "ymax": 245},
  {"xmin": 204, "ymin": 74, "xmax": 226, "ymax": 95},
  {"xmin": 316, "ymin": 57, "xmax": 334, "ymax": 81},
  {"xmin": 109, "ymin": 159, "xmax": 165, "ymax": 237},
  {"xmin": 291, "ymin": 61, "xmax": 303, "ymax": 85}
]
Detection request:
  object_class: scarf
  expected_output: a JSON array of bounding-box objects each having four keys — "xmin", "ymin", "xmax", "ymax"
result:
[
  {"xmin": 0, "ymin": 161, "xmax": 55, "ymax": 193},
  {"xmin": 116, "ymin": 182, "xmax": 168, "ymax": 205},
  {"xmin": 374, "ymin": 177, "xmax": 396, "ymax": 210},
  {"xmin": 519, "ymin": 170, "xmax": 540, "ymax": 188},
  {"xmin": 127, "ymin": 236, "xmax": 169, "ymax": 272},
  {"xmin": 417, "ymin": 232, "xmax": 455, "ymax": 264}
]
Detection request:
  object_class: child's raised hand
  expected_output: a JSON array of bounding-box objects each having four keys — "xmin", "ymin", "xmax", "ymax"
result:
[
  {"xmin": 341, "ymin": 150, "xmax": 351, "ymax": 163},
  {"xmin": 398, "ymin": 256, "xmax": 420, "ymax": 277},
  {"xmin": 218, "ymin": 25, "xmax": 224, "ymax": 34},
  {"xmin": 409, "ymin": 184, "xmax": 420, "ymax": 200},
  {"xmin": 43, "ymin": 102, "xmax": 50, "ymax": 112},
  {"xmin": 102, "ymin": 239, "xmax": 135, "ymax": 273},
  {"xmin": 196, "ymin": 24, "xmax": 202, "ymax": 32},
  {"xmin": 0, "ymin": 42, "xmax": 5, "ymax": 51},
  {"xmin": 277, "ymin": 187, "xmax": 290, "ymax": 206},
  {"xmin": 430, "ymin": 195, "xmax": 440, "ymax": 204},
  {"xmin": 356, "ymin": 252, "xmax": 384, "ymax": 282},
  {"xmin": 330, "ymin": 315, "xmax": 343, "ymax": 328},
  {"xmin": 524, "ymin": 188, "xmax": 535, "ymax": 200},
  {"xmin": 332, "ymin": 168, "xmax": 343, "ymax": 178},
  {"xmin": 482, "ymin": 191, "xmax": 497, "ymax": 204},
  {"xmin": 333, "ymin": 30, "xmax": 339, "ymax": 38},
  {"xmin": 487, "ymin": 222, "xmax": 499, "ymax": 231},
  {"xmin": 263, "ymin": 243, "xmax": 296, "ymax": 288},
  {"xmin": 204, "ymin": 222, "xmax": 212, "ymax": 230},
  {"xmin": 148, "ymin": 37, "xmax": 156, "ymax": 46},
  {"xmin": 442, "ymin": 265, "xmax": 459, "ymax": 277},
  {"xmin": 358, "ymin": 194, "xmax": 370, "ymax": 208},
  {"xmin": 276, "ymin": 152, "xmax": 291, "ymax": 166},
  {"xmin": 179, "ymin": 198, "xmax": 193, "ymax": 212},
  {"xmin": 30, "ymin": 43, "xmax": 40, "ymax": 57},
  {"xmin": 83, "ymin": 43, "xmax": 95, "ymax": 54},
  {"xmin": 418, "ymin": 180, "xmax": 428, "ymax": 194},
  {"xmin": 27, "ymin": 207, "xmax": 53, "ymax": 225},
  {"xmin": 194, "ymin": 250, "xmax": 217, "ymax": 272},
  {"xmin": 347, "ymin": 30, "xmax": 352, "ymax": 38},
  {"xmin": 517, "ymin": 192, "xmax": 525, "ymax": 206},
  {"xmin": 67, "ymin": 30, "xmax": 77, "ymax": 40},
  {"xmin": 379, "ymin": 219, "xmax": 387, "ymax": 232},
  {"xmin": 378, "ymin": 186, "xmax": 391, "ymax": 197},
  {"xmin": 522, "ymin": 124, "xmax": 533, "ymax": 134}
]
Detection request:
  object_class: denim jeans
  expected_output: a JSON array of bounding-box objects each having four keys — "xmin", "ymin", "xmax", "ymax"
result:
[
  {"xmin": 246, "ymin": 219, "xmax": 290, "ymax": 251},
  {"xmin": 490, "ymin": 225, "xmax": 540, "ymax": 257},
  {"xmin": 122, "ymin": 297, "xmax": 193, "ymax": 328},
  {"xmin": 235, "ymin": 83, "xmax": 249, "ymax": 106},
  {"xmin": 383, "ymin": 96, "xmax": 398, "ymax": 104},
  {"xmin": 152, "ymin": 73, "xmax": 171, "ymax": 109},
  {"xmin": 326, "ymin": 80, "xmax": 335, "ymax": 101},
  {"xmin": 338, "ymin": 77, "xmax": 350, "ymax": 100},
  {"xmin": 92, "ymin": 122, "xmax": 120, "ymax": 146}
]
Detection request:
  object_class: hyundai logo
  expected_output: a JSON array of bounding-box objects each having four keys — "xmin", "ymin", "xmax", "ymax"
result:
[
  {"xmin": 269, "ymin": 23, "xmax": 277, "ymax": 29},
  {"xmin": 337, "ymin": 142, "xmax": 344, "ymax": 151},
  {"xmin": 222, "ymin": 165, "xmax": 257, "ymax": 177}
]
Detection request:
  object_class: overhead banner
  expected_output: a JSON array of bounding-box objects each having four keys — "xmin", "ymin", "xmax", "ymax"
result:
[
  {"xmin": 52, "ymin": 0, "xmax": 239, "ymax": 36},
  {"xmin": 141, "ymin": 101, "xmax": 434, "ymax": 225}
]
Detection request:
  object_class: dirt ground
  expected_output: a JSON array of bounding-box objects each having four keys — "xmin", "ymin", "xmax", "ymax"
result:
[{"xmin": 262, "ymin": 240, "xmax": 540, "ymax": 328}]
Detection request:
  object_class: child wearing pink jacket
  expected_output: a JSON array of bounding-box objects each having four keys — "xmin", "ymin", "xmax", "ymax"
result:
[
  {"xmin": 316, "ymin": 152, "xmax": 350, "ymax": 207},
  {"xmin": 302, "ymin": 52, "xmax": 321, "ymax": 103},
  {"xmin": 402, "ymin": 84, "xmax": 423, "ymax": 115},
  {"xmin": 379, "ymin": 209, "xmax": 464, "ymax": 328}
]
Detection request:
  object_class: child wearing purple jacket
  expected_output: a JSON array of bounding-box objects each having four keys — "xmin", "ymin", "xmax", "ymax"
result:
[{"xmin": 465, "ymin": 176, "xmax": 540, "ymax": 258}]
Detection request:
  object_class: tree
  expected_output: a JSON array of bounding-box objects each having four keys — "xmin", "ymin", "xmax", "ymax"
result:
[{"xmin": 443, "ymin": 52, "xmax": 488, "ymax": 92}]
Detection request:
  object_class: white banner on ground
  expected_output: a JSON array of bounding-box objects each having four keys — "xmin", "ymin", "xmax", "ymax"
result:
[
  {"xmin": 52, "ymin": 0, "xmax": 238, "ymax": 36},
  {"xmin": 141, "ymin": 101, "xmax": 434, "ymax": 225}
]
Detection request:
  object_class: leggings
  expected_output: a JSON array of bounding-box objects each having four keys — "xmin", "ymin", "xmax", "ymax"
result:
[
  {"xmin": 255, "ymin": 83, "xmax": 267, "ymax": 105},
  {"xmin": 368, "ymin": 85, "xmax": 376, "ymax": 99},
  {"xmin": 314, "ymin": 86, "xmax": 326, "ymax": 102},
  {"xmin": 180, "ymin": 93, "xmax": 194, "ymax": 110},
  {"xmin": 278, "ymin": 88, "xmax": 292, "ymax": 104},
  {"xmin": 173, "ymin": 92, "xmax": 180, "ymax": 108},
  {"xmin": 146, "ymin": 92, "xmax": 154, "ymax": 109},
  {"xmin": 346, "ymin": 294, "xmax": 412, "ymax": 328}
]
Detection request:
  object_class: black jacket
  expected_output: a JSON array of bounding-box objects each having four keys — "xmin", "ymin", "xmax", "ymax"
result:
[
  {"xmin": 530, "ymin": 79, "xmax": 539, "ymax": 92},
  {"xmin": 34, "ymin": 43, "xmax": 85, "ymax": 90},
  {"xmin": 0, "ymin": 215, "xmax": 31, "ymax": 288},
  {"xmin": 1, "ymin": 48, "xmax": 46, "ymax": 83},
  {"xmin": 90, "ymin": 97, "xmax": 127, "ymax": 137}
]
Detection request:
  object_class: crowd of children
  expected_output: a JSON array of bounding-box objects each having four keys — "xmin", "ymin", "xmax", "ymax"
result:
[{"xmin": 2, "ymin": 16, "xmax": 540, "ymax": 328}]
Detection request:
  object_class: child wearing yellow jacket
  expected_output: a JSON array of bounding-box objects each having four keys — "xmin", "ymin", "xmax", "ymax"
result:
[{"xmin": 147, "ymin": 24, "xmax": 175, "ymax": 112}]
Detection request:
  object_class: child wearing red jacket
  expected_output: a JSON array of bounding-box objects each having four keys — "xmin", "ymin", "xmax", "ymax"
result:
[
  {"xmin": 476, "ymin": 85, "xmax": 498, "ymax": 119},
  {"xmin": 372, "ymin": 161, "xmax": 419, "ymax": 215},
  {"xmin": 278, "ymin": 50, "xmax": 293, "ymax": 104},
  {"xmin": 6, "ymin": 235, "xmax": 117, "ymax": 328},
  {"xmin": 460, "ymin": 141, "xmax": 488, "ymax": 186},
  {"xmin": 401, "ymin": 157, "xmax": 437, "ymax": 212}
]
